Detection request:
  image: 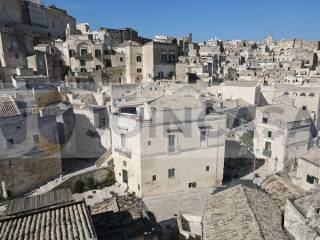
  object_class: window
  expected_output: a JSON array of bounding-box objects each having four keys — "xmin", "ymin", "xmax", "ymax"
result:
[
  {"xmin": 6, "ymin": 138, "xmax": 14, "ymax": 149},
  {"xmin": 168, "ymin": 134, "xmax": 176, "ymax": 153},
  {"xmin": 80, "ymin": 48, "xmax": 88, "ymax": 57},
  {"xmin": 136, "ymin": 56, "xmax": 142, "ymax": 62},
  {"xmin": 137, "ymin": 68, "xmax": 142, "ymax": 73},
  {"xmin": 95, "ymin": 49, "xmax": 101, "ymax": 58},
  {"xmin": 152, "ymin": 175, "xmax": 156, "ymax": 181},
  {"xmin": 307, "ymin": 175, "xmax": 319, "ymax": 184},
  {"xmin": 169, "ymin": 54, "xmax": 176, "ymax": 63},
  {"xmin": 309, "ymin": 93, "xmax": 315, "ymax": 97},
  {"xmin": 300, "ymin": 93, "xmax": 306, "ymax": 97},
  {"xmin": 80, "ymin": 60, "xmax": 86, "ymax": 66},
  {"xmin": 262, "ymin": 117, "xmax": 268, "ymax": 123},
  {"xmin": 168, "ymin": 168, "xmax": 175, "ymax": 178},
  {"xmin": 188, "ymin": 182, "xmax": 197, "ymax": 188},
  {"xmin": 206, "ymin": 166, "xmax": 210, "ymax": 171},
  {"xmin": 100, "ymin": 118, "xmax": 106, "ymax": 128},
  {"xmin": 69, "ymin": 49, "xmax": 74, "ymax": 57},
  {"xmin": 80, "ymin": 68, "xmax": 87, "ymax": 72},
  {"xmin": 161, "ymin": 54, "xmax": 167, "ymax": 63},
  {"xmin": 120, "ymin": 57, "xmax": 123, "ymax": 62},
  {"xmin": 122, "ymin": 169, "xmax": 128, "ymax": 183},
  {"xmin": 200, "ymin": 130, "xmax": 207, "ymax": 146},
  {"xmin": 96, "ymin": 65, "xmax": 101, "ymax": 70},
  {"xmin": 267, "ymin": 131, "xmax": 272, "ymax": 138},
  {"xmin": 284, "ymin": 92, "xmax": 289, "ymax": 96},
  {"xmin": 33, "ymin": 134, "xmax": 39, "ymax": 144},
  {"xmin": 158, "ymin": 72, "xmax": 164, "ymax": 79},
  {"xmin": 104, "ymin": 59, "xmax": 112, "ymax": 67},
  {"xmin": 148, "ymin": 141, "xmax": 151, "ymax": 146},
  {"xmin": 121, "ymin": 133, "xmax": 126, "ymax": 150}
]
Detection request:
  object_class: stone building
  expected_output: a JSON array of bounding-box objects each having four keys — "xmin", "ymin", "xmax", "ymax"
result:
[
  {"xmin": 0, "ymin": 26, "xmax": 33, "ymax": 69},
  {"xmin": 0, "ymin": 95, "xmax": 62, "ymax": 197},
  {"xmin": 284, "ymin": 192, "xmax": 320, "ymax": 240},
  {"xmin": 208, "ymin": 81, "xmax": 263, "ymax": 106},
  {"xmin": 111, "ymin": 94, "xmax": 226, "ymax": 197},
  {"xmin": 103, "ymin": 27, "xmax": 150, "ymax": 45},
  {"xmin": 142, "ymin": 41, "xmax": 178, "ymax": 81},
  {"xmin": 21, "ymin": 1, "xmax": 76, "ymax": 40},
  {"xmin": 254, "ymin": 103, "xmax": 312, "ymax": 172},
  {"xmin": 293, "ymin": 147, "xmax": 320, "ymax": 192},
  {"xmin": 27, "ymin": 43, "xmax": 65, "ymax": 82},
  {"xmin": 0, "ymin": 0, "xmax": 23, "ymax": 25},
  {"xmin": 60, "ymin": 30, "xmax": 111, "ymax": 73},
  {"xmin": 61, "ymin": 104, "xmax": 110, "ymax": 159},
  {"xmin": 116, "ymin": 41, "xmax": 143, "ymax": 83},
  {"xmin": 272, "ymin": 84, "xmax": 320, "ymax": 132}
]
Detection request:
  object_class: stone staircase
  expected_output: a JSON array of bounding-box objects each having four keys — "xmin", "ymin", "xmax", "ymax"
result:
[{"xmin": 95, "ymin": 149, "xmax": 112, "ymax": 167}]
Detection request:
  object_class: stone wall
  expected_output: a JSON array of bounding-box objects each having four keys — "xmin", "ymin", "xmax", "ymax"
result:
[
  {"xmin": 0, "ymin": 155, "xmax": 62, "ymax": 198},
  {"xmin": 53, "ymin": 167, "xmax": 110, "ymax": 192}
]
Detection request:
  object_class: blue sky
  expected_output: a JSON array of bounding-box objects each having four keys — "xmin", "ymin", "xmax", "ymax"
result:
[{"xmin": 46, "ymin": 0, "xmax": 320, "ymax": 42}]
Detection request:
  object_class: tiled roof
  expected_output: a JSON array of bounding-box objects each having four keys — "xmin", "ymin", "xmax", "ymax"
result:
[
  {"xmin": 260, "ymin": 175, "xmax": 303, "ymax": 210},
  {"xmin": 0, "ymin": 201, "xmax": 96, "ymax": 240},
  {"xmin": 203, "ymin": 184, "xmax": 288, "ymax": 240},
  {"xmin": 6, "ymin": 189, "xmax": 73, "ymax": 216},
  {"xmin": 293, "ymin": 192, "xmax": 320, "ymax": 231},
  {"xmin": 0, "ymin": 96, "xmax": 20, "ymax": 118}
]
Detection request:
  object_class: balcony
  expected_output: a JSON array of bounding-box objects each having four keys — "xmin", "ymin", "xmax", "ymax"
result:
[
  {"xmin": 76, "ymin": 53, "xmax": 93, "ymax": 60},
  {"xmin": 168, "ymin": 145, "xmax": 181, "ymax": 154},
  {"xmin": 263, "ymin": 149, "xmax": 272, "ymax": 158},
  {"xmin": 114, "ymin": 148, "xmax": 131, "ymax": 158}
]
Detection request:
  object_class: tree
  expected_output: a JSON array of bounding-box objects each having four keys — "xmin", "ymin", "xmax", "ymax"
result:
[{"xmin": 240, "ymin": 130, "xmax": 254, "ymax": 150}]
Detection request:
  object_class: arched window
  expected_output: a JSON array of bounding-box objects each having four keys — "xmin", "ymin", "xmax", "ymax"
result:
[
  {"xmin": 309, "ymin": 93, "xmax": 315, "ymax": 97},
  {"xmin": 300, "ymin": 93, "xmax": 306, "ymax": 96},
  {"xmin": 136, "ymin": 56, "xmax": 142, "ymax": 62}
]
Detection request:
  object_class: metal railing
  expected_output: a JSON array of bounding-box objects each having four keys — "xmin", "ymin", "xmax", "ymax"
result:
[{"xmin": 114, "ymin": 148, "xmax": 131, "ymax": 158}]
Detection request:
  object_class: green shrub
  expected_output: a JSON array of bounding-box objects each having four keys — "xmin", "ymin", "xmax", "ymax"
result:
[
  {"xmin": 86, "ymin": 177, "xmax": 96, "ymax": 190},
  {"xmin": 99, "ymin": 171, "xmax": 116, "ymax": 188},
  {"xmin": 73, "ymin": 179, "xmax": 85, "ymax": 193}
]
